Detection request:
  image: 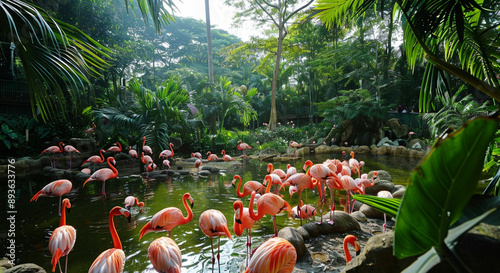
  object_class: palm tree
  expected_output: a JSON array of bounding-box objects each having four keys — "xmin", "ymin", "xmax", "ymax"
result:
[
  {"xmin": 315, "ymin": 0, "xmax": 500, "ymax": 109},
  {"xmin": 0, "ymin": 0, "xmax": 176, "ymax": 121}
]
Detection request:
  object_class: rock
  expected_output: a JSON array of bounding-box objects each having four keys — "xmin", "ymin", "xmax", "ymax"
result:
[
  {"xmin": 408, "ymin": 139, "xmax": 427, "ymax": 150},
  {"xmin": 385, "ymin": 118, "xmax": 409, "ymax": 139},
  {"xmin": 0, "ymin": 258, "xmax": 13, "ymax": 270},
  {"xmin": 376, "ymin": 137, "xmax": 394, "ymax": 147},
  {"xmin": 297, "ymin": 147, "xmax": 310, "ymax": 157},
  {"xmin": 359, "ymin": 204, "xmax": 385, "ymax": 219},
  {"xmin": 315, "ymin": 145, "xmax": 333, "ymax": 154},
  {"xmin": 320, "ymin": 211, "xmax": 361, "ymax": 232},
  {"xmin": 301, "ymin": 223, "xmax": 320, "ymax": 238},
  {"xmin": 392, "ymin": 146, "xmax": 409, "ymax": 156},
  {"xmin": 351, "ymin": 211, "xmax": 367, "ymax": 222},
  {"xmin": 392, "ymin": 188, "xmax": 406, "ymax": 199},
  {"xmin": 411, "ymin": 142, "xmax": 422, "ymax": 149},
  {"xmin": 296, "ymin": 226, "xmax": 311, "ymax": 241},
  {"xmin": 178, "ymin": 170, "xmax": 190, "ymax": 175},
  {"xmin": 364, "ymin": 180, "xmax": 395, "ymax": 196},
  {"xmin": 202, "ymin": 166, "xmax": 220, "ymax": 173},
  {"xmin": 279, "ymin": 227, "xmax": 306, "ymax": 259},
  {"xmin": 369, "ymin": 170, "xmax": 392, "ymax": 182},
  {"xmin": 394, "ymin": 139, "xmax": 407, "ymax": 147},
  {"xmin": 354, "ymin": 146, "xmax": 371, "ymax": 154},
  {"xmin": 4, "ymin": 263, "xmax": 46, "ymax": 273},
  {"xmin": 198, "ymin": 170, "xmax": 211, "ymax": 176},
  {"xmin": 371, "ymin": 146, "xmax": 387, "ymax": 155},
  {"xmin": 409, "ymin": 149, "xmax": 426, "ymax": 158},
  {"xmin": 343, "ymin": 232, "xmax": 417, "ymax": 273}
]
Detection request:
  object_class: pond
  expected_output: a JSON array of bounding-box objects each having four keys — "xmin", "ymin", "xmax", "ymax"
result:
[{"xmin": 1, "ymin": 153, "xmax": 421, "ymax": 272}]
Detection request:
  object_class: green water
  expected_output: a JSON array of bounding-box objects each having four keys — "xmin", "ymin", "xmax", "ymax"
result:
[{"xmin": 0, "ymin": 153, "xmax": 420, "ymax": 272}]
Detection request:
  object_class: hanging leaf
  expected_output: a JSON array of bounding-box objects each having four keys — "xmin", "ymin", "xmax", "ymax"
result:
[
  {"xmin": 352, "ymin": 195, "xmax": 401, "ymax": 218},
  {"xmin": 394, "ymin": 112, "xmax": 500, "ymax": 259}
]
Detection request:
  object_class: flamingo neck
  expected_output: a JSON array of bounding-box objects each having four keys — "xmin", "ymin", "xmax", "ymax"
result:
[
  {"xmin": 108, "ymin": 158, "xmax": 118, "ymax": 175},
  {"xmin": 235, "ymin": 176, "xmax": 244, "ymax": 197},
  {"xmin": 60, "ymin": 204, "xmax": 67, "ymax": 226},
  {"xmin": 248, "ymin": 192, "xmax": 261, "ymax": 220},
  {"xmin": 142, "ymin": 137, "xmax": 146, "ymax": 148},
  {"xmin": 109, "ymin": 210, "xmax": 122, "ymax": 250},
  {"xmin": 264, "ymin": 176, "xmax": 273, "ymax": 193},
  {"xmin": 99, "ymin": 149, "xmax": 104, "ymax": 161},
  {"xmin": 182, "ymin": 195, "xmax": 193, "ymax": 224},
  {"xmin": 344, "ymin": 240, "xmax": 352, "ymax": 264},
  {"xmin": 222, "ymin": 150, "xmax": 226, "ymax": 156},
  {"xmin": 134, "ymin": 198, "xmax": 140, "ymax": 206},
  {"xmin": 117, "ymin": 143, "xmax": 122, "ymax": 151},
  {"xmin": 58, "ymin": 142, "xmax": 64, "ymax": 152},
  {"xmin": 268, "ymin": 164, "xmax": 273, "ymax": 173},
  {"xmin": 169, "ymin": 143, "xmax": 174, "ymax": 155}
]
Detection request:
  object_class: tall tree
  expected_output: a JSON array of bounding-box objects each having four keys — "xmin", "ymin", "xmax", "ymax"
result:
[
  {"xmin": 226, "ymin": 0, "xmax": 315, "ymax": 130},
  {"xmin": 205, "ymin": 0, "xmax": 214, "ymax": 83}
]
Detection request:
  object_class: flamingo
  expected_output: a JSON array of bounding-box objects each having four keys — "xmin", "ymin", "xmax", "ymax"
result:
[
  {"xmin": 199, "ymin": 209, "xmax": 232, "ymax": 273},
  {"xmin": 281, "ymin": 173, "xmax": 315, "ymax": 225},
  {"xmin": 289, "ymin": 141, "xmax": 301, "ymax": 158},
  {"xmin": 48, "ymin": 198, "xmax": 76, "ymax": 273},
  {"xmin": 221, "ymin": 150, "xmax": 235, "ymax": 161},
  {"xmin": 237, "ymin": 140, "xmax": 252, "ymax": 157},
  {"xmin": 88, "ymin": 206, "xmax": 131, "ymax": 273},
  {"xmin": 377, "ymin": 190, "xmax": 393, "ymax": 233},
  {"xmin": 141, "ymin": 152, "xmax": 153, "ymax": 178},
  {"xmin": 285, "ymin": 164, "xmax": 297, "ymax": 180},
  {"xmin": 83, "ymin": 157, "xmax": 118, "ymax": 198},
  {"xmin": 264, "ymin": 173, "xmax": 283, "ymax": 194},
  {"xmin": 159, "ymin": 143, "xmax": 175, "ymax": 159},
  {"xmin": 162, "ymin": 159, "xmax": 170, "ymax": 169},
  {"xmin": 248, "ymin": 183, "xmax": 292, "ymax": 237},
  {"xmin": 82, "ymin": 149, "xmax": 105, "ymax": 172},
  {"xmin": 267, "ymin": 163, "xmax": 286, "ymax": 181},
  {"xmin": 356, "ymin": 172, "xmax": 378, "ymax": 190},
  {"xmin": 195, "ymin": 159, "xmax": 203, "ymax": 171},
  {"xmin": 124, "ymin": 196, "xmax": 145, "ymax": 213},
  {"xmin": 304, "ymin": 160, "xmax": 337, "ymax": 221},
  {"xmin": 81, "ymin": 168, "xmax": 91, "ymax": 174},
  {"xmin": 207, "ymin": 151, "xmax": 218, "ymax": 161},
  {"xmin": 233, "ymin": 200, "xmax": 256, "ymax": 268},
  {"xmin": 291, "ymin": 199, "xmax": 317, "ymax": 221},
  {"xmin": 106, "ymin": 142, "xmax": 122, "ymax": 154},
  {"xmin": 343, "ymin": 235, "xmax": 361, "ymax": 265},
  {"xmin": 244, "ymin": 237, "xmax": 297, "ymax": 273},
  {"xmin": 147, "ymin": 237, "xmax": 182, "ymax": 273},
  {"xmin": 41, "ymin": 141, "xmax": 64, "ymax": 168},
  {"xmin": 325, "ymin": 175, "xmax": 343, "ymax": 225},
  {"xmin": 142, "ymin": 136, "xmax": 153, "ymax": 155},
  {"xmin": 128, "ymin": 146, "xmax": 138, "ymax": 170},
  {"xmin": 30, "ymin": 179, "xmax": 72, "ymax": 216},
  {"xmin": 63, "ymin": 144, "xmax": 80, "ymax": 170},
  {"xmin": 232, "ymin": 175, "xmax": 265, "ymax": 198},
  {"xmin": 139, "ymin": 193, "xmax": 194, "ymax": 239},
  {"xmin": 191, "ymin": 152, "xmax": 202, "ymax": 159},
  {"xmin": 349, "ymin": 151, "xmax": 361, "ymax": 177},
  {"xmin": 339, "ymin": 174, "xmax": 364, "ymax": 214},
  {"xmin": 84, "ymin": 122, "xmax": 96, "ymax": 135}
]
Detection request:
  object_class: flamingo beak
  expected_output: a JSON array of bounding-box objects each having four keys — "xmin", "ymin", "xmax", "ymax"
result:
[{"xmin": 355, "ymin": 242, "xmax": 361, "ymax": 255}]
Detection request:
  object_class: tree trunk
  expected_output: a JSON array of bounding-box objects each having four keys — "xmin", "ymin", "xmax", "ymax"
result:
[
  {"xmin": 205, "ymin": 0, "xmax": 214, "ymax": 83},
  {"xmin": 384, "ymin": 8, "xmax": 394, "ymax": 81},
  {"xmin": 268, "ymin": 23, "xmax": 284, "ymax": 131}
]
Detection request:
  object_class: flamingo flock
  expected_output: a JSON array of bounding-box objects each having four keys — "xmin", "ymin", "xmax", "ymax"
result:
[{"xmin": 32, "ymin": 135, "xmax": 382, "ymax": 272}]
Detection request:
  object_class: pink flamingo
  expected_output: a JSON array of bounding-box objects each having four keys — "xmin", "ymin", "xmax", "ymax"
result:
[
  {"xmin": 248, "ymin": 183, "xmax": 292, "ymax": 237},
  {"xmin": 106, "ymin": 142, "xmax": 122, "ymax": 154},
  {"xmin": 289, "ymin": 141, "xmax": 301, "ymax": 157},
  {"xmin": 237, "ymin": 140, "xmax": 252, "ymax": 157},
  {"xmin": 31, "ymin": 179, "xmax": 72, "ymax": 216},
  {"xmin": 349, "ymin": 151, "xmax": 361, "ymax": 177},
  {"xmin": 244, "ymin": 237, "xmax": 297, "ymax": 273},
  {"xmin": 339, "ymin": 174, "xmax": 364, "ymax": 214},
  {"xmin": 82, "ymin": 149, "xmax": 105, "ymax": 172},
  {"xmin": 343, "ymin": 235, "xmax": 361, "ymax": 265},
  {"xmin": 232, "ymin": 175, "xmax": 265, "ymax": 198},
  {"xmin": 267, "ymin": 163, "xmax": 286, "ymax": 181},
  {"xmin": 377, "ymin": 190, "xmax": 393, "ymax": 233},
  {"xmin": 41, "ymin": 142, "xmax": 64, "ymax": 168},
  {"xmin": 88, "ymin": 206, "xmax": 131, "ymax": 273},
  {"xmin": 48, "ymin": 198, "xmax": 76, "ymax": 273},
  {"xmin": 264, "ymin": 173, "xmax": 283, "ymax": 194},
  {"xmin": 233, "ymin": 200, "xmax": 256, "ymax": 268},
  {"xmin": 195, "ymin": 159, "xmax": 203, "ymax": 171},
  {"xmin": 291, "ymin": 199, "xmax": 317, "ymax": 221},
  {"xmin": 124, "ymin": 196, "xmax": 145, "ymax": 212},
  {"xmin": 207, "ymin": 151, "xmax": 218, "ymax": 161},
  {"xmin": 325, "ymin": 175, "xmax": 343, "ymax": 224},
  {"xmin": 139, "ymin": 193, "xmax": 194, "ymax": 239},
  {"xmin": 159, "ymin": 143, "xmax": 174, "ymax": 159},
  {"xmin": 63, "ymin": 144, "xmax": 80, "ymax": 170},
  {"xmin": 142, "ymin": 136, "xmax": 153, "ymax": 155},
  {"xmin": 285, "ymin": 164, "xmax": 297, "ymax": 179},
  {"xmin": 141, "ymin": 152, "xmax": 153, "ymax": 178},
  {"xmin": 304, "ymin": 160, "xmax": 337, "ymax": 220},
  {"xmin": 147, "ymin": 237, "xmax": 182, "ymax": 273},
  {"xmin": 191, "ymin": 152, "xmax": 202, "ymax": 159},
  {"xmin": 83, "ymin": 157, "xmax": 118, "ymax": 198},
  {"xmin": 281, "ymin": 173, "xmax": 315, "ymax": 225},
  {"xmin": 221, "ymin": 150, "xmax": 236, "ymax": 161},
  {"xmin": 199, "ymin": 209, "xmax": 232, "ymax": 273},
  {"xmin": 128, "ymin": 146, "xmax": 138, "ymax": 170},
  {"xmin": 162, "ymin": 159, "xmax": 170, "ymax": 169}
]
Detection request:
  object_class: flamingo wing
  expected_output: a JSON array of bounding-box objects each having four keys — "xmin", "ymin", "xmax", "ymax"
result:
[
  {"xmin": 49, "ymin": 225, "xmax": 76, "ymax": 271},
  {"xmin": 245, "ymin": 237, "xmax": 297, "ymax": 273},
  {"xmin": 148, "ymin": 237, "xmax": 182, "ymax": 273},
  {"xmin": 199, "ymin": 209, "xmax": 232, "ymax": 239},
  {"xmin": 88, "ymin": 248, "xmax": 125, "ymax": 273}
]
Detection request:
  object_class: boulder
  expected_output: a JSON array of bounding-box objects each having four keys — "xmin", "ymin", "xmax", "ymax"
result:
[
  {"xmin": 354, "ymin": 146, "xmax": 371, "ymax": 154},
  {"xmin": 376, "ymin": 137, "xmax": 394, "ymax": 147},
  {"xmin": 315, "ymin": 145, "xmax": 333, "ymax": 154},
  {"xmin": 392, "ymin": 146, "xmax": 409, "ymax": 156},
  {"xmin": 320, "ymin": 211, "xmax": 361, "ymax": 232},
  {"xmin": 409, "ymin": 149, "xmax": 426, "ymax": 158},
  {"xmin": 364, "ymin": 180, "xmax": 395, "ymax": 196},
  {"xmin": 408, "ymin": 139, "xmax": 427, "ymax": 150},
  {"xmin": 279, "ymin": 227, "xmax": 307, "ymax": 259},
  {"xmin": 4, "ymin": 263, "xmax": 46, "ymax": 273},
  {"xmin": 369, "ymin": 170, "xmax": 392, "ymax": 182},
  {"xmin": 297, "ymin": 147, "xmax": 310, "ymax": 157},
  {"xmin": 359, "ymin": 204, "xmax": 385, "ymax": 219},
  {"xmin": 385, "ymin": 118, "xmax": 409, "ymax": 139}
]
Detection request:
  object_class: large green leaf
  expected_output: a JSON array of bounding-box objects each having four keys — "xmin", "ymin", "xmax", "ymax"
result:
[
  {"xmin": 394, "ymin": 113, "xmax": 500, "ymax": 259},
  {"xmin": 352, "ymin": 195, "xmax": 401, "ymax": 218}
]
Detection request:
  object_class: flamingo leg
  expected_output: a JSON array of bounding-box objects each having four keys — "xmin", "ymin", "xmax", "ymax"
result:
[
  {"xmin": 217, "ymin": 237, "xmax": 221, "ymax": 273},
  {"xmin": 246, "ymin": 229, "xmax": 251, "ymax": 268},
  {"xmin": 272, "ymin": 216, "xmax": 278, "ymax": 237},
  {"xmin": 328, "ymin": 188, "xmax": 335, "ymax": 225},
  {"xmin": 346, "ymin": 191, "xmax": 351, "ymax": 214},
  {"xmin": 58, "ymin": 195, "xmax": 62, "ymax": 217},
  {"xmin": 57, "ymin": 260, "xmax": 62, "ymax": 273},
  {"xmin": 383, "ymin": 213, "xmax": 387, "ymax": 233},
  {"xmin": 65, "ymin": 254, "xmax": 68, "ymax": 273},
  {"xmin": 102, "ymin": 181, "xmax": 106, "ymax": 198},
  {"xmin": 210, "ymin": 237, "xmax": 215, "ymax": 273},
  {"xmin": 69, "ymin": 154, "xmax": 72, "ymax": 170},
  {"xmin": 298, "ymin": 191, "xmax": 303, "ymax": 226}
]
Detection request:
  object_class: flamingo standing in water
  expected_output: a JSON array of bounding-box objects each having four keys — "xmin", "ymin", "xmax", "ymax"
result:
[
  {"xmin": 221, "ymin": 150, "xmax": 235, "ymax": 161},
  {"xmin": 142, "ymin": 136, "xmax": 153, "ymax": 155},
  {"xmin": 264, "ymin": 173, "xmax": 283, "ymax": 194},
  {"xmin": 41, "ymin": 142, "xmax": 64, "ymax": 168},
  {"xmin": 267, "ymin": 163, "xmax": 286, "ymax": 181},
  {"xmin": 237, "ymin": 140, "xmax": 252, "ymax": 157},
  {"xmin": 159, "ymin": 143, "xmax": 174, "ymax": 159},
  {"xmin": 232, "ymin": 175, "xmax": 265, "ymax": 198},
  {"xmin": 31, "ymin": 179, "xmax": 72, "ymax": 216},
  {"xmin": 141, "ymin": 152, "xmax": 153, "ymax": 178},
  {"xmin": 289, "ymin": 141, "xmax": 301, "ymax": 158},
  {"xmin": 162, "ymin": 159, "xmax": 170, "ymax": 169},
  {"xmin": 290, "ymin": 199, "xmax": 317, "ymax": 222},
  {"xmin": 207, "ymin": 151, "xmax": 218, "ymax": 161},
  {"xmin": 244, "ymin": 237, "xmax": 297, "ymax": 273},
  {"xmin": 82, "ymin": 149, "xmax": 105, "ymax": 172},
  {"xmin": 195, "ymin": 159, "xmax": 203, "ymax": 172},
  {"xmin": 199, "ymin": 209, "xmax": 232, "ymax": 273},
  {"xmin": 233, "ymin": 200, "xmax": 256, "ymax": 268},
  {"xmin": 128, "ymin": 146, "xmax": 138, "ymax": 170},
  {"xmin": 325, "ymin": 175, "xmax": 344, "ymax": 225},
  {"xmin": 48, "ymin": 198, "xmax": 76, "ymax": 273},
  {"xmin": 139, "ymin": 193, "xmax": 194, "ymax": 239},
  {"xmin": 63, "ymin": 144, "xmax": 80, "ymax": 170},
  {"xmin": 124, "ymin": 196, "xmax": 145, "ymax": 213},
  {"xmin": 285, "ymin": 164, "xmax": 297, "ymax": 179},
  {"xmin": 248, "ymin": 182, "xmax": 292, "ymax": 237},
  {"xmin": 106, "ymin": 142, "xmax": 122, "ymax": 154},
  {"xmin": 304, "ymin": 160, "xmax": 338, "ymax": 221},
  {"xmin": 377, "ymin": 190, "xmax": 393, "ymax": 233},
  {"xmin": 83, "ymin": 157, "xmax": 118, "ymax": 198},
  {"xmin": 147, "ymin": 237, "xmax": 182, "ymax": 273},
  {"xmin": 281, "ymin": 173, "xmax": 315, "ymax": 225},
  {"xmin": 88, "ymin": 206, "xmax": 131, "ymax": 273},
  {"xmin": 339, "ymin": 174, "xmax": 364, "ymax": 214},
  {"xmin": 343, "ymin": 235, "xmax": 361, "ymax": 265}
]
